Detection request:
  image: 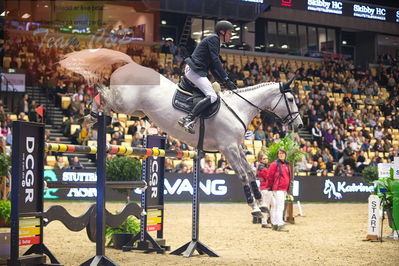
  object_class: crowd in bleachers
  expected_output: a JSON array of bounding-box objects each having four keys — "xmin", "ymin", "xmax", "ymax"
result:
[{"xmin": 2, "ymin": 31, "xmax": 399, "ymax": 176}]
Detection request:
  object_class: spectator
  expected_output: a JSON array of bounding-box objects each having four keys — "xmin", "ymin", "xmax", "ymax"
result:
[
  {"xmin": 345, "ymin": 165, "xmax": 354, "ymax": 176},
  {"xmin": 17, "ymin": 93, "xmax": 30, "ymax": 114},
  {"xmin": 267, "ymin": 148, "xmax": 290, "ymax": 232},
  {"xmin": 165, "ymin": 158, "xmax": 174, "ymax": 173},
  {"xmin": 69, "ymin": 156, "xmax": 83, "ymax": 170},
  {"xmin": 356, "ymin": 151, "xmax": 367, "ymax": 173},
  {"xmin": 326, "ymin": 155, "xmax": 334, "ymax": 172},
  {"xmin": 309, "ymin": 161, "xmax": 319, "ymax": 175},
  {"xmin": 217, "ymin": 154, "xmax": 227, "ymax": 168},
  {"xmin": 334, "ymin": 163, "xmax": 345, "ymax": 176},
  {"xmin": 342, "ymin": 143, "xmax": 356, "ymax": 169},
  {"xmin": 257, "ymin": 154, "xmax": 272, "ymax": 228},
  {"xmin": 202, "ymin": 158, "xmax": 216, "ymax": 174},
  {"xmin": 54, "ymin": 157, "xmax": 67, "ymax": 170},
  {"xmin": 132, "ymin": 132, "xmax": 143, "ymax": 147},
  {"xmin": 254, "ymin": 124, "xmax": 266, "ymax": 141},
  {"xmin": 323, "ymin": 129, "xmax": 334, "ymax": 149},
  {"xmin": 0, "ymin": 106, "xmax": 7, "ymax": 123},
  {"xmin": 332, "ymin": 134, "xmax": 345, "ymax": 161},
  {"xmin": 216, "ymin": 161, "xmax": 232, "ymax": 174},
  {"xmin": 374, "ymin": 126, "xmax": 383, "ymax": 140}
]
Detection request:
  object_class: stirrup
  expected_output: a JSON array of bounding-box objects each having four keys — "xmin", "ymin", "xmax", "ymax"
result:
[
  {"xmin": 184, "ymin": 120, "xmax": 196, "ymax": 134},
  {"xmin": 178, "ymin": 117, "xmax": 189, "ymax": 127},
  {"xmin": 178, "ymin": 117, "xmax": 196, "ymax": 134}
]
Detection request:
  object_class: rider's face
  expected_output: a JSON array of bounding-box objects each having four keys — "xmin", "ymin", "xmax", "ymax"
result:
[{"xmin": 220, "ymin": 30, "xmax": 232, "ymax": 43}]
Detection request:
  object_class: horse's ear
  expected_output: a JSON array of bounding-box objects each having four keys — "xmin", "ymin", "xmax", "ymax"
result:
[{"xmin": 281, "ymin": 74, "xmax": 298, "ymax": 93}]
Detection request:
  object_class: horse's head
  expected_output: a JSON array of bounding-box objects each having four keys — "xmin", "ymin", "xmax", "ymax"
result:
[{"xmin": 271, "ymin": 76, "xmax": 303, "ymax": 130}]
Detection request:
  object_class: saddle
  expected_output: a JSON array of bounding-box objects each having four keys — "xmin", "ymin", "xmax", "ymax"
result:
[{"xmin": 172, "ymin": 76, "xmax": 220, "ymax": 119}]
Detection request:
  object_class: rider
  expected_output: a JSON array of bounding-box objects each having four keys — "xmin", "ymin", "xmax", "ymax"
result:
[{"xmin": 178, "ymin": 20, "xmax": 237, "ymax": 134}]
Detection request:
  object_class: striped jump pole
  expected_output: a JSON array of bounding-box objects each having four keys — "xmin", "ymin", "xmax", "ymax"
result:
[{"xmin": 45, "ymin": 143, "xmax": 197, "ymax": 158}]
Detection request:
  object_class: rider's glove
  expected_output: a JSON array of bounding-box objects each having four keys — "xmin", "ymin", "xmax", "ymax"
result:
[{"xmin": 224, "ymin": 79, "xmax": 237, "ymax": 90}]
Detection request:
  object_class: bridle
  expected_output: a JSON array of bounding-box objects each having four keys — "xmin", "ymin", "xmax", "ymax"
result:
[
  {"xmin": 272, "ymin": 83, "xmax": 301, "ymax": 125},
  {"xmin": 229, "ymin": 82, "xmax": 300, "ymax": 126}
]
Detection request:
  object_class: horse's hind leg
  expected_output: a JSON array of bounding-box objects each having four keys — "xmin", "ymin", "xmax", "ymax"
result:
[{"xmin": 220, "ymin": 144, "xmax": 262, "ymax": 217}]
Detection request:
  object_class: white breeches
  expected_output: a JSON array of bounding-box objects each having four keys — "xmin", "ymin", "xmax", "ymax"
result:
[
  {"xmin": 261, "ymin": 190, "xmax": 275, "ymax": 224},
  {"xmin": 185, "ymin": 65, "xmax": 217, "ymax": 103},
  {"xmin": 271, "ymin": 190, "xmax": 286, "ymax": 226}
]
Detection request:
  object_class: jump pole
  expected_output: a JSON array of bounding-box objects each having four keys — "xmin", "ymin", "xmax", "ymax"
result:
[
  {"xmin": 170, "ymin": 150, "xmax": 219, "ymax": 257},
  {"xmin": 122, "ymin": 136, "xmax": 169, "ymax": 253},
  {"xmin": 82, "ymin": 113, "xmax": 118, "ymax": 266}
]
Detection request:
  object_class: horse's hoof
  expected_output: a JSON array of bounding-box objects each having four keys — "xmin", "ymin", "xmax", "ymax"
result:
[{"xmin": 251, "ymin": 211, "xmax": 262, "ymax": 218}]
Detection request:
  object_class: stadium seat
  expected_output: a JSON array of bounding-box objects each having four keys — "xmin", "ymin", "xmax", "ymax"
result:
[
  {"xmin": 254, "ymin": 140, "xmax": 263, "ymax": 150},
  {"xmin": 118, "ymin": 113, "xmax": 127, "ymax": 122},
  {"xmin": 9, "ymin": 114, "xmax": 17, "ymax": 121},
  {"xmin": 246, "ymin": 154, "xmax": 256, "ymax": 164},
  {"xmin": 61, "ymin": 97, "xmax": 71, "ymax": 109},
  {"xmin": 3, "ymin": 57, "xmax": 11, "ymax": 68},
  {"xmin": 121, "ymin": 141, "xmax": 131, "ymax": 147},
  {"xmin": 236, "ymin": 80, "xmax": 244, "ymax": 87},
  {"xmin": 124, "ymin": 134, "xmax": 132, "ymax": 143},
  {"xmin": 173, "ymin": 160, "xmax": 181, "ymax": 168},
  {"xmin": 70, "ymin": 124, "xmax": 81, "ymax": 135},
  {"xmin": 46, "ymin": 156, "xmax": 56, "ymax": 166},
  {"xmin": 87, "ymin": 140, "xmax": 97, "ymax": 146}
]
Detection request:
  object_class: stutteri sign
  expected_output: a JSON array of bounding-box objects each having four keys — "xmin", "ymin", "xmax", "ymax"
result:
[
  {"xmin": 378, "ymin": 160, "xmax": 399, "ymax": 180},
  {"xmin": 378, "ymin": 163, "xmax": 393, "ymax": 178}
]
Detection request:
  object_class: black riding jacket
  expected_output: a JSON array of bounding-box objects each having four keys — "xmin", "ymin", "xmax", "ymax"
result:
[{"xmin": 185, "ymin": 34, "xmax": 228, "ymax": 82}]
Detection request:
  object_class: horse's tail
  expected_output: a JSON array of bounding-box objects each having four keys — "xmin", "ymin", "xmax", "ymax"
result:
[{"xmin": 59, "ymin": 48, "xmax": 133, "ymax": 85}]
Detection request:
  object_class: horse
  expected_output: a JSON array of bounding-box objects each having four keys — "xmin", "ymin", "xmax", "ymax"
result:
[{"xmin": 59, "ymin": 48, "xmax": 303, "ymax": 217}]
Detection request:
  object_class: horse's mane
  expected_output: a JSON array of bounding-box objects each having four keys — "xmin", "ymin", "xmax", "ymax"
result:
[{"xmin": 222, "ymin": 82, "xmax": 276, "ymax": 95}]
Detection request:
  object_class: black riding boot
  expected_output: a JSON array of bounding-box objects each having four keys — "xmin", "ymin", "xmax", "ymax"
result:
[{"xmin": 178, "ymin": 96, "xmax": 212, "ymax": 134}]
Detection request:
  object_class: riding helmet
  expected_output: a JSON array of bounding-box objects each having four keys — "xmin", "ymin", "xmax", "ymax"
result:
[{"xmin": 215, "ymin": 20, "xmax": 234, "ymax": 35}]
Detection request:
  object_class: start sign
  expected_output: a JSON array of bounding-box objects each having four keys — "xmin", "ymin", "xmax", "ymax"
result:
[{"xmin": 366, "ymin": 195, "xmax": 381, "ymax": 240}]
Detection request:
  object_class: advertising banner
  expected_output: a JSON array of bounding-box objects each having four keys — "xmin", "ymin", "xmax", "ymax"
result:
[
  {"xmin": 1, "ymin": 73, "xmax": 26, "ymax": 92},
  {"xmin": 145, "ymin": 136, "xmax": 165, "ymax": 208},
  {"xmin": 13, "ymin": 122, "xmax": 45, "ymax": 214},
  {"xmin": 44, "ymin": 170, "xmax": 374, "ymax": 203}
]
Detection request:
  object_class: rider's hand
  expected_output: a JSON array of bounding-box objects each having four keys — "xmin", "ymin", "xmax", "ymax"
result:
[{"xmin": 224, "ymin": 79, "xmax": 237, "ymax": 90}]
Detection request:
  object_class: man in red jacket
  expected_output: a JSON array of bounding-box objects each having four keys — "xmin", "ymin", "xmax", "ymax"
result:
[{"xmin": 266, "ymin": 148, "xmax": 291, "ymax": 232}]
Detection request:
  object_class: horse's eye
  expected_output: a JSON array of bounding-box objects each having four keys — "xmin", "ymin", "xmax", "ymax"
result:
[{"xmin": 288, "ymin": 98, "xmax": 294, "ymax": 102}]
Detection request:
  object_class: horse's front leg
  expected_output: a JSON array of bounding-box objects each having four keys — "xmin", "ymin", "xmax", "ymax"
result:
[
  {"xmin": 238, "ymin": 147, "xmax": 262, "ymax": 204},
  {"xmin": 220, "ymin": 144, "xmax": 262, "ymax": 218}
]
